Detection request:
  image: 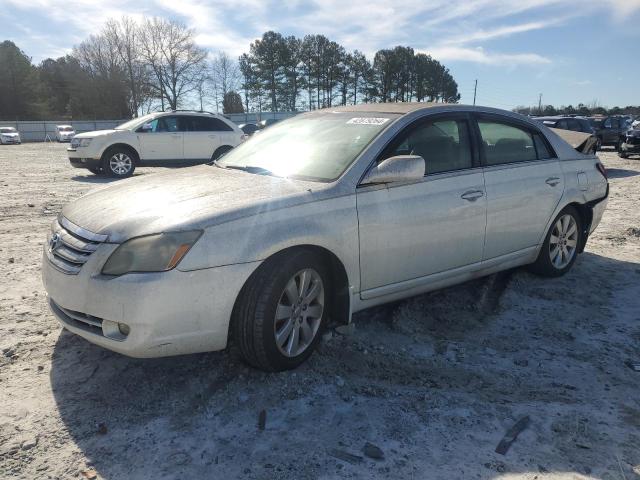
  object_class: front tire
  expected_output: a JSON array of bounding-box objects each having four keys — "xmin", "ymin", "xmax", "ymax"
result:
[
  {"xmin": 529, "ymin": 206, "xmax": 582, "ymax": 277},
  {"xmin": 618, "ymin": 151, "xmax": 629, "ymax": 159},
  {"xmin": 232, "ymin": 249, "xmax": 330, "ymax": 371},
  {"xmin": 102, "ymin": 148, "xmax": 136, "ymax": 178}
]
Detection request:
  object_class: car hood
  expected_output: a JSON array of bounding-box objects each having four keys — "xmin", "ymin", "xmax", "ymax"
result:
[
  {"xmin": 1, "ymin": 132, "xmax": 19, "ymax": 136},
  {"xmin": 74, "ymin": 129, "xmax": 117, "ymax": 139},
  {"xmin": 62, "ymin": 165, "xmax": 326, "ymax": 243}
]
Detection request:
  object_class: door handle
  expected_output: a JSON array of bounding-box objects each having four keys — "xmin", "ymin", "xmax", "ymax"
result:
[
  {"xmin": 461, "ymin": 190, "xmax": 484, "ymax": 202},
  {"xmin": 545, "ymin": 177, "xmax": 561, "ymax": 186}
]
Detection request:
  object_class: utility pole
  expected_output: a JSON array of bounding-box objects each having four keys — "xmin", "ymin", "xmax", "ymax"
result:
[
  {"xmin": 473, "ymin": 79, "xmax": 478, "ymax": 106},
  {"xmin": 538, "ymin": 93, "xmax": 542, "ymax": 113}
]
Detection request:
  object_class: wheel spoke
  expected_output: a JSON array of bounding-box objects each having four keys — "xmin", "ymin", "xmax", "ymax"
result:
[
  {"xmin": 561, "ymin": 215, "xmax": 569, "ymax": 233},
  {"xmin": 303, "ymin": 282, "xmax": 321, "ymax": 303},
  {"xmin": 286, "ymin": 324, "xmax": 300, "ymax": 355},
  {"xmin": 275, "ymin": 304, "xmax": 292, "ymax": 320},
  {"xmin": 275, "ymin": 319, "xmax": 294, "ymax": 347},
  {"xmin": 550, "ymin": 234, "xmax": 559, "ymax": 244},
  {"xmin": 566, "ymin": 239, "xmax": 577, "ymax": 248},
  {"xmin": 305, "ymin": 304, "xmax": 323, "ymax": 319},
  {"xmin": 298, "ymin": 270, "xmax": 311, "ymax": 298},
  {"xmin": 284, "ymin": 278, "xmax": 298, "ymax": 304},
  {"xmin": 566, "ymin": 223, "xmax": 577, "ymax": 237}
]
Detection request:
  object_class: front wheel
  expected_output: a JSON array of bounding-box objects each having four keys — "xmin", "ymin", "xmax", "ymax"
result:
[
  {"xmin": 529, "ymin": 207, "xmax": 582, "ymax": 277},
  {"xmin": 103, "ymin": 148, "xmax": 136, "ymax": 178},
  {"xmin": 233, "ymin": 249, "xmax": 330, "ymax": 371},
  {"xmin": 618, "ymin": 151, "xmax": 629, "ymax": 159}
]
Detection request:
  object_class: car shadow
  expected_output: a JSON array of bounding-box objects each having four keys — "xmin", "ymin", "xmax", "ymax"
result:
[
  {"xmin": 48, "ymin": 252, "xmax": 640, "ymax": 479},
  {"xmin": 71, "ymin": 173, "xmax": 146, "ymax": 183},
  {"xmin": 606, "ymin": 167, "xmax": 640, "ymax": 178}
]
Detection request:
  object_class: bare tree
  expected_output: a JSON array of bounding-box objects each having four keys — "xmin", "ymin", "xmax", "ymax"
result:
[
  {"xmin": 211, "ymin": 51, "xmax": 240, "ymax": 112},
  {"xmin": 139, "ymin": 17, "xmax": 208, "ymax": 110}
]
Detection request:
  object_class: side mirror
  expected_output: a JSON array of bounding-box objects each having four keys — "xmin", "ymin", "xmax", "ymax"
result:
[{"xmin": 361, "ymin": 155, "xmax": 425, "ymax": 185}]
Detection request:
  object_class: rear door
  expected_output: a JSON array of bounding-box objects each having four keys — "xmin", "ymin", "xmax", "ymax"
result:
[
  {"xmin": 182, "ymin": 116, "xmax": 237, "ymax": 162},
  {"xmin": 357, "ymin": 114, "xmax": 487, "ymax": 296},
  {"xmin": 476, "ymin": 115, "xmax": 563, "ymax": 260},
  {"xmin": 137, "ymin": 116, "xmax": 184, "ymax": 162}
]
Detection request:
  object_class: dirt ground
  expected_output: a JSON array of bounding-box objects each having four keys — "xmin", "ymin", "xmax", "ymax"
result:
[{"xmin": 0, "ymin": 142, "xmax": 639, "ymax": 480}]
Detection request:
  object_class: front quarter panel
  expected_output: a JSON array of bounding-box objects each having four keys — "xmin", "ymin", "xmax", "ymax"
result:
[{"xmin": 178, "ymin": 193, "xmax": 360, "ymax": 292}]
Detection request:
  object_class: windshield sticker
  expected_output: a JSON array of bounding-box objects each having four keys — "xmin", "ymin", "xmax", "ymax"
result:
[{"xmin": 346, "ymin": 117, "xmax": 390, "ymax": 126}]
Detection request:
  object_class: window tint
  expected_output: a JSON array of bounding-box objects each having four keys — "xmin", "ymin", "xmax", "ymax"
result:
[
  {"xmin": 478, "ymin": 121, "xmax": 537, "ymax": 165},
  {"xmin": 533, "ymin": 133, "xmax": 554, "ymax": 159},
  {"xmin": 567, "ymin": 119, "xmax": 581, "ymax": 131},
  {"xmin": 149, "ymin": 116, "xmax": 180, "ymax": 132},
  {"xmin": 182, "ymin": 116, "xmax": 233, "ymax": 132},
  {"xmin": 386, "ymin": 119, "xmax": 473, "ymax": 174},
  {"xmin": 557, "ymin": 119, "xmax": 569, "ymax": 129}
]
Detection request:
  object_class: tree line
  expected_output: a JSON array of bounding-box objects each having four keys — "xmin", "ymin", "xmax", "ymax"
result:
[
  {"xmin": 514, "ymin": 103, "xmax": 640, "ymax": 117},
  {"xmin": 0, "ymin": 16, "xmax": 460, "ymax": 120}
]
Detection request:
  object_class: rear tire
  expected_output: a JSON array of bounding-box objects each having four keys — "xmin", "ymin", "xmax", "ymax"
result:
[
  {"xmin": 232, "ymin": 249, "xmax": 330, "ymax": 371},
  {"xmin": 211, "ymin": 145, "xmax": 233, "ymax": 161},
  {"xmin": 102, "ymin": 147, "xmax": 136, "ymax": 178},
  {"xmin": 529, "ymin": 206, "xmax": 582, "ymax": 277}
]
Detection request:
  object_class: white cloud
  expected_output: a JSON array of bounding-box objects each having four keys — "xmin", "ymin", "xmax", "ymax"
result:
[{"xmin": 422, "ymin": 46, "xmax": 552, "ymax": 65}]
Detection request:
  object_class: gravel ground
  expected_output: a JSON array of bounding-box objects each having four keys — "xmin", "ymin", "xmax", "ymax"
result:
[{"xmin": 0, "ymin": 143, "xmax": 639, "ymax": 480}]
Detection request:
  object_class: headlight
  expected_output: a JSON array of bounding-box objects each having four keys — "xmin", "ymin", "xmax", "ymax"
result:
[
  {"xmin": 79, "ymin": 138, "xmax": 92, "ymax": 147},
  {"xmin": 102, "ymin": 231, "xmax": 202, "ymax": 276}
]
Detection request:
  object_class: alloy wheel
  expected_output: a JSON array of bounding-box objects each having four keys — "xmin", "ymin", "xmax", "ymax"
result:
[
  {"xmin": 274, "ymin": 268, "xmax": 324, "ymax": 357},
  {"xmin": 109, "ymin": 153, "xmax": 132, "ymax": 176},
  {"xmin": 549, "ymin": 214, "xmax": 578, "ymax": 269}
]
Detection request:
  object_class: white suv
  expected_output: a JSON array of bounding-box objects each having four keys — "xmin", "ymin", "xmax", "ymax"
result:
[{"xmin": 68, "ymin": 111, "xmax": 246, "ymax": 177}]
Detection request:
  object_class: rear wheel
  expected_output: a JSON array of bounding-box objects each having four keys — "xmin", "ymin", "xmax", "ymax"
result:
[
  {"xmin": 102, "ymin": 148, "xmax": 136, "ymax": 178},
  {"xmin": 233, "ymin": 249, "xmax": 329, "ymax": 371},
  {"xmin": 529, "ymin": 206, "xmax": 582, "ymax": 277}
]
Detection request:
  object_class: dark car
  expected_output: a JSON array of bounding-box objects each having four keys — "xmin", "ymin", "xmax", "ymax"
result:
[
  {"xmin": 534, "ymin": 116, "xmax": 597, "ymax": 153},
  {"xmin": 535, "ymin": 116, "xmax": 595, "ymax": 134},
  {"xmin": 239, "ymin": 123, "xmax": 260, "ymax": 136},
  {"xmin": 619, "ymin": 125, "xmax": 640, "ymax": 159},
  {"xmin": 257, "ymin": 118, "xmax": 280, "ymax": 129},
  {"xmin": 588, "ymin": 116, "xmax": 628, "ymax": 150}
]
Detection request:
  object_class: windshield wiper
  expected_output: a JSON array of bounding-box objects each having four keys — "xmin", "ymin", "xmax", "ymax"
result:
[{"xmin": 215, "ymin": 162, "xmax": 274, "ymax": 176}]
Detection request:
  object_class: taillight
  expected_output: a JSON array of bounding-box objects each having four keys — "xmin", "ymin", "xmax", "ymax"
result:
[{"xmin": 596, "ymin": 162, "xmax": 607, "ymax": 179}]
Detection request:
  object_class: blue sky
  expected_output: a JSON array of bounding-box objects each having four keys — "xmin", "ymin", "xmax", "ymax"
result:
[{"xmin": 1, "ymin": 0, "xmax": 639, "ymax": 109}]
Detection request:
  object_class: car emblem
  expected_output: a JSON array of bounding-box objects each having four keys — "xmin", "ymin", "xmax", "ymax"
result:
[{"xmin": 49, "ymin": 233, "xmax": 61, "ymax": 252}]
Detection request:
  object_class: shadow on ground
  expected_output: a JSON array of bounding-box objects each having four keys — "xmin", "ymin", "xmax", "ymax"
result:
[
  {"xmin": 49, "ymin": 253, "xmax": 640, "ymax": 479},
  {"xmin": 605, "ymin": 167, "xmax": 640, "ymax": 178}
]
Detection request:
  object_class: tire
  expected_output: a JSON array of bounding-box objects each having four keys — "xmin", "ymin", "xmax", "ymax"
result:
[
  {"xmin": 618, "ymin": 151, "xmax": 629, "ymax": 159},
  {"xmin": 529, "ymin": 206, "xmax": 582, "ymax": 277},
  {"xmin": 211, "ymin": 145, "xmax": 233, "ymax": 161},
  {"xmin": 102, "ymin": 147, "xmax": 136, "ymax": 178},
  {"xmin": 232, "ymin": 249, "xmax": 330, "ymax": 371}
]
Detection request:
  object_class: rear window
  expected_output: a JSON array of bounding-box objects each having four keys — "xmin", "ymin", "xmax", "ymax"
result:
[{"xmin": 182, "ymin": 116, "xmax": 233, "ymax": 132}]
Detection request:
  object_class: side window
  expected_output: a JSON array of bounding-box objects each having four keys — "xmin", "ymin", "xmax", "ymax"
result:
[
  {"xmin": 207, "ymin": 118, "xmax": 233, "ymax": 132},
  {"xmin": 385, "ymin": 119, "xmax": 473, "ymax": 175},
  {"xmin": 533, "ymin": 133, "xmax": 554, "ymax": 159},
  {"xmin": 557, "ymin": 119, "xmax": 569, "ymax": 130},
  {"xmin": 478, "ymin": 121, "xmax": 537, "ymax": 165},
  {"xmin": 567, "ymin": 119, "xmax": 581, "ymax": 132},
  {"xmin": 157, "ymin": 116, "xmax": 180, "ymax": 132}
]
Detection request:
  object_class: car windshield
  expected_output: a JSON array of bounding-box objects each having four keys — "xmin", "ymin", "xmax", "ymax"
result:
[
  {"xmin": 59, "ymin": 126, "xmax": 74, "ymax": 131},
  {"xmin": 589, "ymin": 118, "xmax": 604, "ymax": 127},
  {"xmin": 217, "ymin": 112, "xmax": 397, "ymax": 182},
  {"xmin": 1, "ymin": 127, "xmax": 17, "ymax": 133},
  {"xmin": 115, "ymin": 114, "xmax": 155, "ymax": 130}
]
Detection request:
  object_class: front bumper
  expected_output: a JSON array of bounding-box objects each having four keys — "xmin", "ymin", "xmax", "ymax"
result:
[
  {"xmin": 1, "ymin": 137, "xmax": 20, "ymax": 144},
  {"xmin": 42, "ymin": 244, "xmax": 260, "ymax": 357},
  {"xmin": 620, "ymin": 141, "xmax": 640, "ymax": 154},
  {"xmin": 67, "ymin": 148, "xmax": 101, "ymax": 169}
]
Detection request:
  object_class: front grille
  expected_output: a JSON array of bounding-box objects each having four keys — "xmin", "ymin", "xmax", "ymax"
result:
[
  {"xmin": 49, "ymin": 298, "xmax": 104, "ymax": 336},
  {"xmin": 47, "ymin": 217, "xmax": 107, "ymax": 274}
]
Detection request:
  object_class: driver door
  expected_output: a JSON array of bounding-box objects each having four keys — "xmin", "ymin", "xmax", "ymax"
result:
[
  {"xmin": 356, "ymin": 115, "xmax": 487, "ymax": 298},
  {"xmin": 137, "ymin": 116, "xmax": 184, "ymax": 163}
]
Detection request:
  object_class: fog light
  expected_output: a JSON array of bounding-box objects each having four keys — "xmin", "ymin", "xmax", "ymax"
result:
[{"xmin": 118, "ymin": 323, "xmax": 130, "ymax": 336}]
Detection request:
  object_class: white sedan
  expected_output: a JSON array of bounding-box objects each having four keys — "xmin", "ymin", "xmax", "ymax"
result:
[
  {"xmin": 55, "ymin": 125, "xmax": 76, "ymax": 142},
  {"xmin": 42, "ymin": 103, "xmax": 608, "ymax": 371},
  {"xmin": 0, "ymin": 127, "xmax": 21, "ymax": 144}
]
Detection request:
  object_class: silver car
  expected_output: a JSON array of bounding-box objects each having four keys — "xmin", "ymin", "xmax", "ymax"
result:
[{"xmin": 42, "ymin": 103, "xmax": 609, "ymax": 371}]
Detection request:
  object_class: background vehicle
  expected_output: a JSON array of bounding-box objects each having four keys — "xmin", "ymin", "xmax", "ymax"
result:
[
  {"xmin": 535, "ymin": 116, "xmax": 597, "ymax": 152},
  {"xmin": 43, "ymin": 104, "xmax": 608, "ymax": 371},
  {"xmin": 55, "ymin": 125, "xmax": 76, "ymax": 142},
  {"xmin": 257, "ymin": 118, "xmax": 280, "ymax": 129},
  {"xmin": 0, "ymin": 127, "xmax": 21, "ymax": 144},
  {"xmin": 588, "ymin": 115, "xmax": 627, "ymax": 150},
  {"xmin": 619, "ymin": 125, "xmax": 640, "ymax": 158},
  {"xmin": 68, "ymin": 111, "xmax": 245, "ymax": 178},
  {"xmin": 239, "ymin": 123, "xmax": 259, "ymax": 136}
]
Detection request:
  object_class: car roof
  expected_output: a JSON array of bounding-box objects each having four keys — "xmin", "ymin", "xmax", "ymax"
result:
[{"xmin": 325, "ymin": 102, "xmax": 441, "ymax": 114}]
